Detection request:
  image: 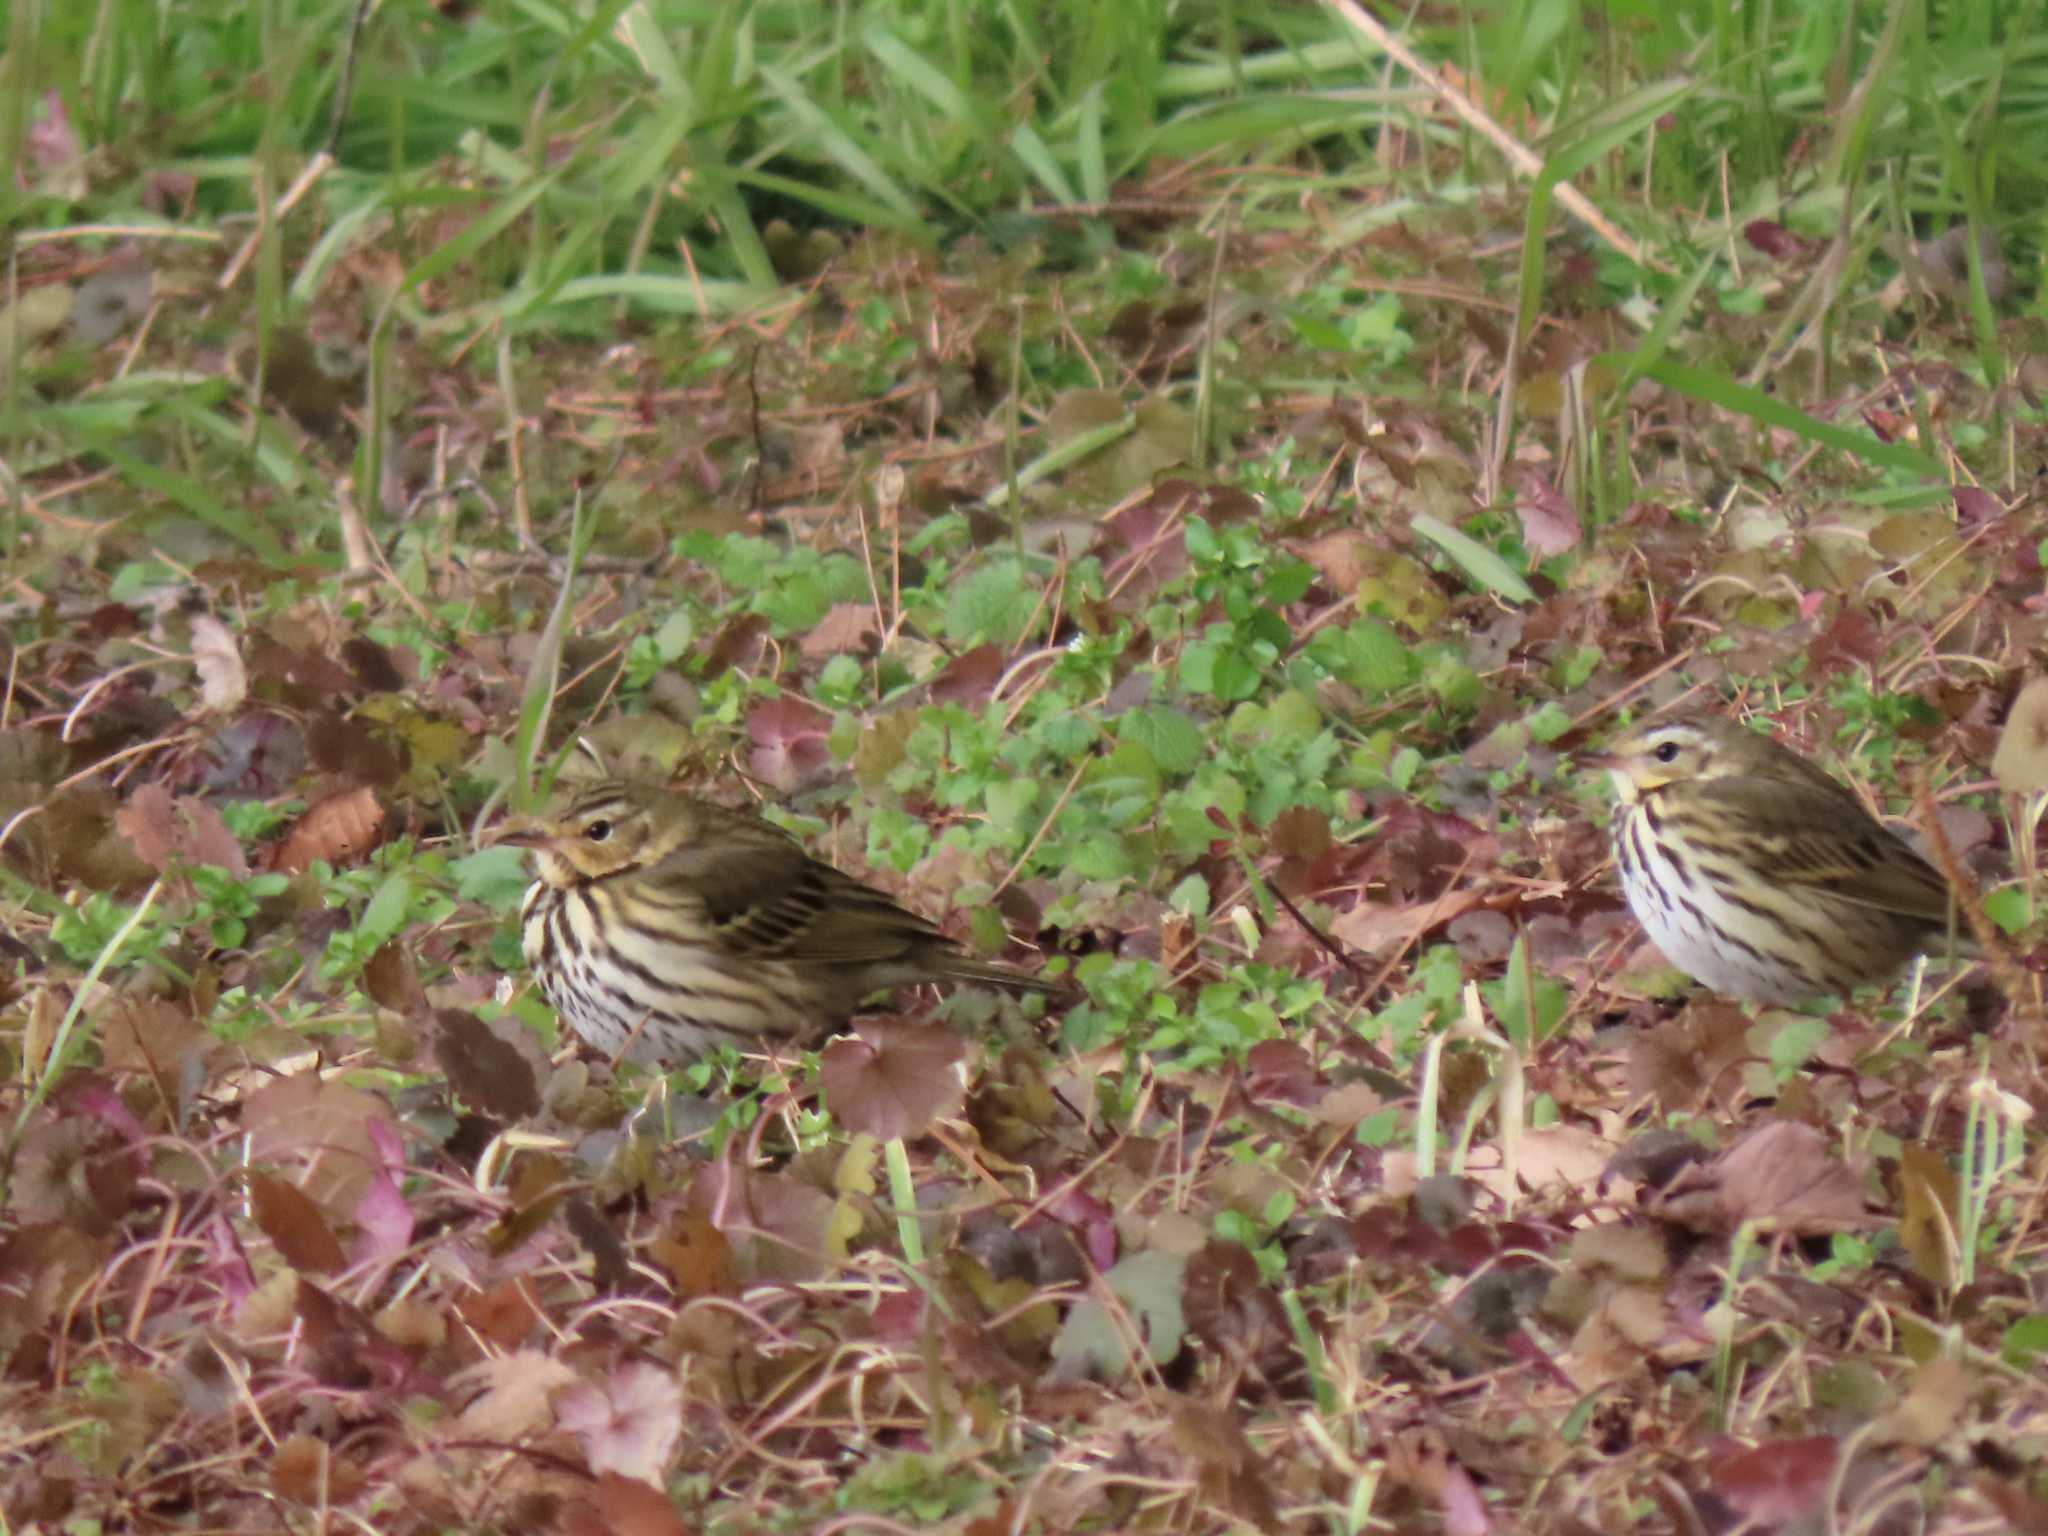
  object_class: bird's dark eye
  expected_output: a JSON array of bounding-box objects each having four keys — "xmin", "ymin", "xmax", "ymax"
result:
[
  {"xmin": 584, "ymin": 819, "xmax": 613, "ymax": 843},
  {"xmin": 1653, "ymin": 741, "xmax": 1681, "ymax": 763}
]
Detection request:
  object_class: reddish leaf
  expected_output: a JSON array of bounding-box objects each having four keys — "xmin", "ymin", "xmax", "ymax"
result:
[
  {"xmin": 561, "ymin": 1473, "xmax": 692, "ymax": 1536},
  {"xmin": 1649, "ymin": 1121, "xmax": 1872, "ymax": 1236},
  {"xmin": 1709, "ymin": 1435, "xmax": 1837, "ymax": 1523},
  {"xmin": 745, "ymin": 693, "xmax": 833, "ymax": 793},
  {"xmin": 1954, "ymin": 484, "xmax": 2005, "ymax": 526},
  {"xmin": 1743, "ymin": 220, "xmax": 1810, "ymax": 260},
  {"xmin": 1244, "ymin": 1040, "xmax": 1315, "ymax": 1104},
  {"xmin": 10, "ymin": 1118, "xmax": 135, "ymax": 1236},
  {"xmin": 1036, "ymin": 1183, "xmax": 1117, "ymax": 1272},
  {"xmin": 691, "ymin": 1165, "xmax": 836, "ymax": 1283},
  {"xmin": 245, "ymin": 635, "xmax": 359, "ymax": 699},
  {"xmin": 819, "ymin": 1020, "xmax": 966, "ymax": 1140},
  {"xmin": 1808, "ymin": 604, "xmax": 1884, "ymax": 672},
  {"xmin": 927, "ymin": 643, "xmax": 1005, "ymax": 706},
  {"xmin": 99, "ymin": 995, "xmax": 206, "ymax": 1077},
  {"xmin": 351, "ymin": 1117, "xmax": 413, "ymax": 1265},
  {"xmin": 556, "ymin": 1361, "xmax": 683, "ymax": 1485},
  {"xmin": 1511, "ymin": 468, "xmax": 1580, "ymax": 557},
  {"xmin": 242, "ymin": 1073, "xmax": 395, "ymax": 1213}
]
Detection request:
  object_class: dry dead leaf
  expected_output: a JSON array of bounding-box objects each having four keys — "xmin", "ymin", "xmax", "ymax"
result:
[
  {"xmin": 115, "ymin": 784, "xmax": 249, "ymax": 877},
  {"xmin": 647, "ymin": 1208, "xmax": 735, "ymax": 1299},
  {"xmin": 1329, "ymin": 889, "xmax": 1486, "ymax": 956},
  {"xmin": 271, "ymin": 785, "xmax": 385, "ymax": 874},
  {"xmin": 799, "ymin": 601, "xmax": 879, "ymax": 658},
  {"xmin": 1648, "ymin": 1121, "xmax": 1873, "ymax": 1236},
  {"xmin": 433, "ymin": 1008, "xmax": 542, "ymax": 1121},
  {"xmin": 189, "ymin": 615, "xmax": 248, "ymax": 712},
  {"xmin": 561, "ymin": 1472, "xmax": 694, "ymax": 1536},
  {"xmin": 1169, "ymin": 1399, "xmax": 1279, "ymax": 1531},
  {"xmin": 1992, "ymin": 677, "xmax": 2048, "ymax": 795},
  {"xmin": 1708, "ymin": 1435, "xmax": 1837, "ymax": 1525},
  {"xmin": 451, "ymin": 1349, "xmax": 578, "ymax": 1439},
  {"xmin": 246, "ymin": 1170, "xmax": 347, "ymax": 1274},
  {"xmin": 242, "ymin": 1072, "xmax": 394, "ymax": 1212},
  {"xmin": 1898, "ymin": 1141, "xmax": 1962, "ymax": 1290},
  {"xmin": 1876, "ymin": 1355, "xmax": 1971, "ymax": 1448},
  {"xmin": 1383, "ymin": 1425, "xmax": 1492, "ymax": 1536},
  {"xmin": 271, "ymin": 1433, "xmax": 366, "ymax": 1506}
]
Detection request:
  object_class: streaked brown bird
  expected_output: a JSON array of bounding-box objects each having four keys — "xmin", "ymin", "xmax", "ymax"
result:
[
  {"xmin": 1585, "ymin": 715, "xmax": 1954, "ymax": 1003},
  {"xmin": 501, "ymin": 780, "xmax": 1057, "ymax": 1065}
]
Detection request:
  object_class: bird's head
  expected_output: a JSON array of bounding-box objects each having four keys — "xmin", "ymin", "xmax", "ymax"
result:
[
  {"xmin": 496, "ymin": 782, "xmax": 676, "ymax": 886},
  {"xmin": 1580, "ymin": 716, "xmax": 1785, "ymax": 805}
]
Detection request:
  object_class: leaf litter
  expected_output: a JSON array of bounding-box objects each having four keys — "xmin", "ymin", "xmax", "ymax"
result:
[{"xmin": 6, "ymin": 148, "xmax": 2048, "ymax": 1536}]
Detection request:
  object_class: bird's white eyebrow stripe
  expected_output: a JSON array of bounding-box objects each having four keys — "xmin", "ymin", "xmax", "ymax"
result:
[{"xmin": 565, "ymin": 788, "xmax": 633, "ymax": 820}]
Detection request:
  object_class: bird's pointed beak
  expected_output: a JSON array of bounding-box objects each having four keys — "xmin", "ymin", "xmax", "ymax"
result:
[
  {"xmin": 489, "ymin": 818, "xmax": 550, "ymax": 851},
  {"xmin": 1574, "ymin": 747, "xmax": 1621, "ymax": 772}
]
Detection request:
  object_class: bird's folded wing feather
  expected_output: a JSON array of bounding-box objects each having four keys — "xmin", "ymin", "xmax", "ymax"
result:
[
  {"xmin": 1691, "ymin": 779, "xmax": 1953, "ymax": 920},
  {"xmin": 652, "ymin": 839, "xmax": 944, "ymax": 962}
]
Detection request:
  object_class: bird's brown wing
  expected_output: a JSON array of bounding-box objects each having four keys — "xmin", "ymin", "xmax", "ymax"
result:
[
  {"xmin": 649, "ymin": 834, "xmax": 947, "ymax": 964},
  {"xmin": 1686, "ymin": 778, "xmax": 1953, "ymax": 922}
]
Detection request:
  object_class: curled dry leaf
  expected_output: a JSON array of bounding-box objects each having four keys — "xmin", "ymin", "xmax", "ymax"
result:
[
  {"xmin": 271, "ymin": 785, "xmax": 384, "ymax": 874},
  {"xmin": 1897, "ymin": 1141, "xmax": 1961, "ymax": 1291},
  {"xmin": 1992, "ymin": 677, "xmax": 2048, "ymax": 795},
  {"xmin": 188, "ymin": 614, "xmax": 249, "ymax": 713}
]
